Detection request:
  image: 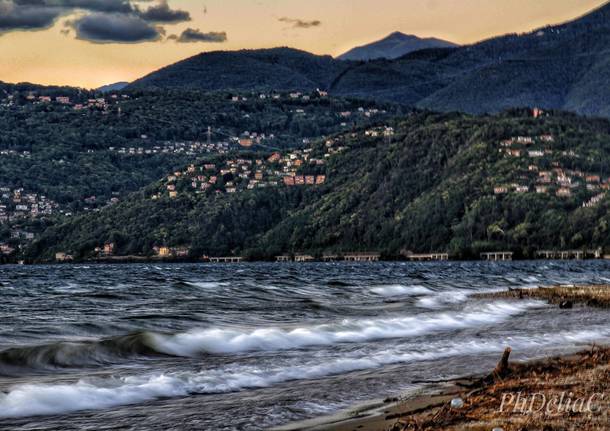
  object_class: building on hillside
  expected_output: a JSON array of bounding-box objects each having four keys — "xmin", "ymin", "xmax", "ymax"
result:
[
  {"xmin": 103, "ymin": 242, "xmax": 115, "ymax": 255},
  {"xmin": 268, "ymin": 152, "xmax": 281, "ymax": 163},
  {"xmin": 55, "ymin": 252, "xmax": 74, "ymax": 262},
  {"xmin": 239, "ymin": 138, "xmax": 254, "ymax": 148},
  {"xmin": 154, "ymin": 246, "xmax": 171, "ymax": 257},
  {"xmin": 0, "ymin": 244, "xmax": 15, "ymax": 255}
]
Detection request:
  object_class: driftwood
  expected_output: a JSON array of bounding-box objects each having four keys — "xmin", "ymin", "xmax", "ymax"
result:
[
  {"xmin": 478, "ymin": 347, "xmax": 512, "ymax": 385},
  {"xmin": 493, "ymin": 347, "xmax": 512, "ymax": 378}
]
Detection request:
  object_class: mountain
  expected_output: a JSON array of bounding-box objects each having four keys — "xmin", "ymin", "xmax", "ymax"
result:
[
  {"xmin": 337, "ymin": 32, "xmax": 458, "ymax": 61},
  {"xmin": 128, "ymin": 48, "xmax": 348, "ymax": 92},
  {"xmin": 25, "ymin": 110, "xmax": 610, "ymax": 262},
  {"xmin": 126, "ymin": 3, "xmax": 610, "ymax": 118},
  {"xmin": 332, "ymin": 1, "xmax": 610, "ymax": 115},
  {"xmin": 97, "ymin": 82, "xmax": 129, "ymax": 93}
]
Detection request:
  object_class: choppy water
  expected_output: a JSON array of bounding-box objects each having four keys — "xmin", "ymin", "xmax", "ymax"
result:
[{"xmin": 1, "ymin": 261, "xmax": 610, "ymax": 430}]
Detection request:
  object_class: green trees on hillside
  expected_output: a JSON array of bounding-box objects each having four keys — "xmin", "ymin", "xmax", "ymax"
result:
[{"xmin": 24, "ymin": 110, "xmax": 610, "ymax": 261}]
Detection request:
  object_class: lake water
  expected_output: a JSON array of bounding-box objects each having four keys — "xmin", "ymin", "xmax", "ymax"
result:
[{"xmin": 1, "ymin": 261, "xmax": 610, "ymax": 430}]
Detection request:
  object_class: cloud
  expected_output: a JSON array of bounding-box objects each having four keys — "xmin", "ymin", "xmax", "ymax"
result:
[
  {"xmin": 68, "ymin": 12, "xmax": 162, "ymax": 43},
  {"xmin": 138, "ymin": 0, "xmax": 190, "ymax": 23},
  {"xmin": 0, "ymin": 0, "xmax": 190, "ymax": 39},
  {"xmin": 14, "ymin": 0, "xmax": 134, "ymax": 13},
  {"xmin": 171, "ymin": 27, "xmax": 226, "ymax": 43},
  {"xmin": 278, "ymin": 17, "xmax": 321, "ymax": 29},
  {"xmin": 0, "ymin": 1, "xmax": 62, "ymax": 31}
]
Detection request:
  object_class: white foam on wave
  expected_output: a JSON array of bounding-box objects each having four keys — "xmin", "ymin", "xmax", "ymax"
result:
[
  {"xmin": 370, "ymin": 284, "xmax": 432, "ymax": 297},
  {"xmin": 0, "ymin": 327, "xmax": 605, "ymax": 419},
  {"xmin": 415, "ymin": 291, "xmax": 470, "ymax": 309},
  {"xmin": 149, "ymin": 301, "xmax": 542, "ymax": 356},
  {"xmin": 0, "ymin": 375, "xmax": 187, "ymax": 418},
  {"xmin": 188, "ymin": 281, "xmax": 228, "ymax": 289}
]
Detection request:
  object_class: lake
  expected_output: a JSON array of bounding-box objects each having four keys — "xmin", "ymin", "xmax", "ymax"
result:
[{"xmin": 1, "ymin": 261, "xmax": 609, "ymax": 430}]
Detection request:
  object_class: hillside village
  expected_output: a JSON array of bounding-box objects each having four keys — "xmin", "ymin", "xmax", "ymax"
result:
[
  {"xmin": 156, "ymin": 145, "xmax": 334, "ymax": 199},
  {"xmin": 0, "ymin": 187, "xmax": 58, "ymax": 223},
  {"xmin": 0, "ymin": 91, "xmax": 125, "ymax": 111},
  {"xmin": 493, "ymin": 132, "xmax": 609, "ymax": 207},
  {"xmin": 155, "ymin": 125, "xmax": 397, "ymax": 198},
  {"xmin": 109, "ymin": 140, "xmax": 230, "ymax": 157},
  {"xmin": 0, "ymin": 187, "xmax": 59, "ymax": 258}
]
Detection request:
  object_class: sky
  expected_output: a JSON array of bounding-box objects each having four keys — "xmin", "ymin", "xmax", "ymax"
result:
[{"xmin": 0, "ymin": 0, "xmax": 606, "ymax": 88}]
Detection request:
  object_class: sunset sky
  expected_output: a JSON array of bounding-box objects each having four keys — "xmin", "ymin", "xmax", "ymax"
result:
[{"xmin": 0, "ymin": 0, "xmax": 606, "ymax": 88}]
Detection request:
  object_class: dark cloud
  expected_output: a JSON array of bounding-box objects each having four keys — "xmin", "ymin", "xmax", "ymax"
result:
[
  {"xmin": 0, "ymin": 0, "xmax": 204, "ymax": 43},
  {"xmin": 278, "ymin": 17, "xmax": 321, "ymax": 29},
  {"xmin": 14, "ymin": 0, "xmax": 134, "ymax": 13},
  {"xmin": 69, "ymin": 12, "xmax": 162, "ymax": 43},
  {"xmin": 138, "ymin": 0, "xmax": 190, "ymax": 23},
  {"xmin": 172, "ymin": 27, "xmax": 226, "ymax": 43},
  {"xmin": 0, "ymin": 1, "xmax": 61, "ymax": 31}
]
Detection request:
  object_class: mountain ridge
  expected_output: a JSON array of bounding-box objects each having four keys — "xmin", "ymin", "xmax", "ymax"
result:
[
  {"xmin": 128, "ymin": 47, "xmax": 348, "ymax": 92},
  {"xmin": 126, "ymin": 3, "xmax": 610, "ymax": 118}
]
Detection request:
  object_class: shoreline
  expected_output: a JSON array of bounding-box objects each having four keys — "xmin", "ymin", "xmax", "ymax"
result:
[
  {"xmin": 6, "ymin": 257, "xmax": 610, "ymax": 266},
  {"xmin": 278, "ymin": 346, "xmax": 610, "ymax": 431},
  {"xmin": 278, "ymin": 285, "xmax": 610, "ymax": 431}
]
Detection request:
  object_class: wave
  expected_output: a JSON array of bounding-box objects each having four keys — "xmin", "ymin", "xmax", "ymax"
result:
[
  {"xmin": 0, "ymin": 328, "xmax": 604, "ymax": 419},
  {"xmin": 0, "ymin": 333, "xmax": 163, "ymax": 374},
  {"xmin": 0, "ymin": 301, "xmax": 540, "ymax": 373},
  {"xmin": 148, "ymin": 301, "xmax": 542, "ymax": 356}
]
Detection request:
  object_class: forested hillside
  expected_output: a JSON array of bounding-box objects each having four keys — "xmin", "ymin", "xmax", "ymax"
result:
[
  {"xmin": 129, "ymin": 48, "xmax": 347, "ymax": 92},
  {"xmin": 0, "ymin": 88, "xmax": 398, "ymax": 208},
  {"xmin": 25, "ymin": 110, "xmax": 610, "ymax": 262}
]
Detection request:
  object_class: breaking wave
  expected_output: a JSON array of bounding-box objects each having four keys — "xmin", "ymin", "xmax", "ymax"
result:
[
  {"xmin": 0, "ymin": 333, "xmax": 163, "ymax": 374},
  {"xmin": 148, "ymin": 301, "xmax": 541, "ymax": 356},
  {"xmin": 0, "ymin": 328, "xmax": 603, "ymax": 419},
  {"xmin": 0, "ymin": 301, "xmax": 541, "ymax": 373}
]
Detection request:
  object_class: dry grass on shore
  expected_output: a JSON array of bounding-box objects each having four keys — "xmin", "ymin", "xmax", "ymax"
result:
[
  {"xmin": 392, "ymin": 346, "xmax": 610, "ymax": 431},
  {"xmin": 473, "ymin": 284, "xmax": 610, "ymax": 308}
]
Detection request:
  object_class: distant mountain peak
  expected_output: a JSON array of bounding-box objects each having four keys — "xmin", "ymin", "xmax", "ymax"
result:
[
  {"xmin": 337, "ymin": 32, "xmax": 458, "ymax": 61},
  {"xmin": 387, "ymin": 31, "xmax": 410, "ymax": 38}
]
